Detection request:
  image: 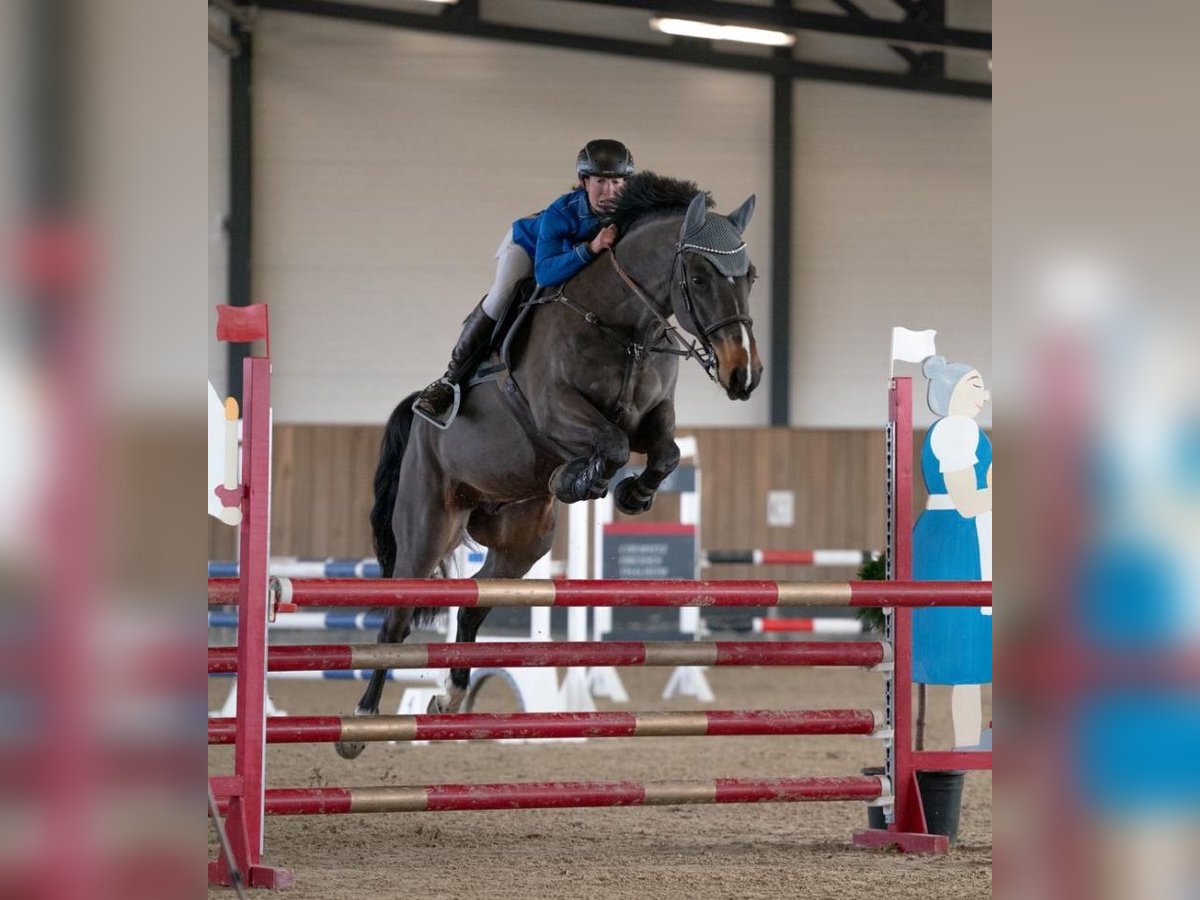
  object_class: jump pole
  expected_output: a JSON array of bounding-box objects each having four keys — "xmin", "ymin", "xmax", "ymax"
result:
[
  {"xmin": 209, "ymin": 709, "xmax": 880, "ymax": 745},
  {"xmin": 217, "ymin": 776, "xmax": 887, "ymax": 816},
  {"xmin": 752, "ymin": 617, "xmax": 864, "ymax": 635},
  {"xmin": 259, "ymin": 577, "xmax": 988, "ymax": 609},
  {"xmin": 704, "ymin": 549, "xmax": 880, "ymax": 567},
  {"xmin": 208, "ymin": 640, "xmax": 892, "ymax": 673}
]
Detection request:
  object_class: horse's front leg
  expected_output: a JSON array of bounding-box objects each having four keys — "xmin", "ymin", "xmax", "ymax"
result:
[
  {"xmin": 547, "ymin": 407, "xmax": 631, "ymax": 504},
  {"xmin": 614, "ymin": 400, "xmax": 680, "ymax": 515}
]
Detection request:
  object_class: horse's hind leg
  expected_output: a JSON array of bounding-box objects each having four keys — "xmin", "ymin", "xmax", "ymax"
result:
[
  {"xmin": 430, "ymin": 496, "xmax": 557, "ymax": 714},
  {"xmin": 333, "ymin": 607, "xmax": 413, "ymax": 760},
  {"xmin": 335, "ymin": 457, "xmax": 467, "ymax": 759}
]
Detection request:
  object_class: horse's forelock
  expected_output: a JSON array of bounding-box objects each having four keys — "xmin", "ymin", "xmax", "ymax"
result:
[{"xmin": 606, "ymin": 172, "xmax": 714, "ymax": 232}]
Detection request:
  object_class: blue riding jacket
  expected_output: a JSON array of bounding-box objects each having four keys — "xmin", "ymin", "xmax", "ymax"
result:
[{"xmin": 511, "ymin": 188, "xmax": 602, "ymax": 288}]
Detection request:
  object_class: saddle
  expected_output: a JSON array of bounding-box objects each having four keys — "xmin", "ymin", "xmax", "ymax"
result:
[
  {"xmin": 465, "ymin": 280, "xmax": 569, "ymax": 460},
  {"xmin": 466, "ymin": 276, "xmax": 539, "ymax": 387}
]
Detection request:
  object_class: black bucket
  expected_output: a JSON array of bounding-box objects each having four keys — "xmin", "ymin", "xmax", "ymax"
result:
[
  {"xmin": 862, "ymin": 768, "xmax": 965, "ymax": 844},
  {"xmin": 916, "ymin": 770, "xmax": 966, "ymax": 844}
]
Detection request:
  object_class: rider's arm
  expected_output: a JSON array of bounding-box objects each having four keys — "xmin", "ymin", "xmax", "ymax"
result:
[{"xmin": 534, "ymin": 204, "xmax": 593, "ymax": 288}]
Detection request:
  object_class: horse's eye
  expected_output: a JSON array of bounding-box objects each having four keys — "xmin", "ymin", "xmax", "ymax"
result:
[{"xmin": 691, "ymin": 276, "xmax": 706, "ymax": 286}]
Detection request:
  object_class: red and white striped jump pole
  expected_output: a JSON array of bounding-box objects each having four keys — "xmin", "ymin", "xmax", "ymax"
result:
[
  {"xmin": 704, "ymin": 549, "xmax": 880, "ymax": 567},
  {"xmin": 752, "ymin": 617, "xmax": 865, "ymax": 635},
  {"xmin": 216, "ymin": 776, "xmax": 886, "ymax": 816},
  {"xmin": 207, "ymin": 640, "xmax": 891, "ymax": 674},
  {"xmin": 209, "ymin": 709, "xmax": 879, "ymax": 745},
  {"xmin": 251, "ymin": 577, "xmax": 990, "ymax": 610}
]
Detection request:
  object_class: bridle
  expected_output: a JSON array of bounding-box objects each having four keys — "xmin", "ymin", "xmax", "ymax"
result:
[
  {"xmin": 602, "ymin": 244, "xmax": 754, "ymax": 381},
  {"xmin": 673, "ymin": 246, "xmax": 755, "ymax": 341}
]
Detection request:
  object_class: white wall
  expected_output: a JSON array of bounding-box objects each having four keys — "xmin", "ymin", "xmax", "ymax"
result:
[
  {"xmin": 791, "ymin": 82, "xmax": 991, "ymax": 429},
  {"xmin": 207, "ymin": 9, "xmax": 990, "ymax": 429}
]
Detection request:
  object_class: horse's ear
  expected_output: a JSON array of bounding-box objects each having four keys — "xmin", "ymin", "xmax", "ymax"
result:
[
  {"xmin": 726, "ymin": 194, "xmax": 756, "ymax": 234},
  {"xmin": 680, "ymin": 192, "xmax": 707, "ymax": 240}
]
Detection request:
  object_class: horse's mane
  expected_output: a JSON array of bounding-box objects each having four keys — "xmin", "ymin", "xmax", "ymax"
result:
[{"xmin": 605, "ymin": 172, "xmax": 713, "ymax": 232}]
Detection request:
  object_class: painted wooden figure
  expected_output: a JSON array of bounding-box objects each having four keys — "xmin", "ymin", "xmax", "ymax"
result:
[{"xmin": 911, "ymin": 355, "xmax": 992, "ymax": 749}]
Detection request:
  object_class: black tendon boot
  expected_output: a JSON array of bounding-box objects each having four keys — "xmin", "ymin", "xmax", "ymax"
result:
[{"xmin": 414, "ymin": 304, "xmax": 496, "ymax": 428}]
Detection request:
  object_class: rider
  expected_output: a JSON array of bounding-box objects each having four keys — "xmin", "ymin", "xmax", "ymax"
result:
[{"xmin": 414, "ymin": 139, "xmax": 636, "ymax": 425}]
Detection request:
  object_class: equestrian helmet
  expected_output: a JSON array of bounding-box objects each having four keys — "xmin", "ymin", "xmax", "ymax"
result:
[{"xmin": 576, "ymin": 139, "xmax": 635, "ymax": 178}]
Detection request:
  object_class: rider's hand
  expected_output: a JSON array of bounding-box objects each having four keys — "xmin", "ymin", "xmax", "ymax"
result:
[{"xmin": 588, "ymin": 225, "xmax": 618, "ymax": 256}]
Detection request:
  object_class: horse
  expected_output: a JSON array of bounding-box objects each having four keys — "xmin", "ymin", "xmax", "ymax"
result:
[{"xmin": 335, "ymin": 172, "xmax": 762, "ymax": 759}]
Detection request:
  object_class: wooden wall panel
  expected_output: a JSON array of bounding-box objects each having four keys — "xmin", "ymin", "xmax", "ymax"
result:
[{"xmin": 207, "ymin": 426, "xmax": 950, "ymax": 577}]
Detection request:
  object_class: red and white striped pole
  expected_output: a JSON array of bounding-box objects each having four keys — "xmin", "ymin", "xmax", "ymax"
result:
[
  {"xmin": 704, "ymin": 549, "xmax": 880, "ymax": 567},
  {"xmin": 207, "ymin": 640, "xmax": 891, "ymax": 674},
  {"xmin": 244, "ymin": 577, "xmax": 990, "ymax": 610},
  {"xmin": 215, "ymin": 776, "xmax": 886, "ymax": 816},
  {"xmin": 209, "ymin": 709, "xmax": 879, "ymax": 745}
]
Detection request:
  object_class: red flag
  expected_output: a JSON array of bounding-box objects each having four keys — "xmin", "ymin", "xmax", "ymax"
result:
[{"xmin": 215, "ymin": 304, "xmax": 269, "ymax": 350}]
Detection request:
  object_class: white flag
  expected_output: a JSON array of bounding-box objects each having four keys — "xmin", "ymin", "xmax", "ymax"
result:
[{"xmin": 890, "ymin": 327, "xmax": 938, "ymax": 363}]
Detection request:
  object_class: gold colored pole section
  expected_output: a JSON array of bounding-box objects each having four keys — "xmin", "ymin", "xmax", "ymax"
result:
[
  {"xmin": 340, "ymin": 716, "xmax": 421, "ymax": 743},
  {"xmin": 475, "ymin": 579, "xmax": 557, "ymax": 607},
  {"xmin": 642, "ymin": 644, "xmax": 719, "ymax": 666},
  {"xmin": 349, "ymin": 645, "xmax": 430, "ymax": 669},
  {"xmin": 348, "ymin": 787, "xmax": 430, "ymax": 814},
  {"xmin": 643, "ymin": 781, "xmax": 718, "ymax": 805},
  {"xmin": 775, "ymin": 583, "xmax": 852, "ymax": 607},
  {"xmin": 633, "ymin": 712, "xmax": 710, "ymax": 737}
]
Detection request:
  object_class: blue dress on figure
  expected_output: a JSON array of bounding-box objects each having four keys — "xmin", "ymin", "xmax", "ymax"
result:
[{"xmin": 911, "ymin": 416, "xmax": 993, "ymax": 684}]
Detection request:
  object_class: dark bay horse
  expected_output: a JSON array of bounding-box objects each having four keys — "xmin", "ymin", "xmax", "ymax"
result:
[{"xmin": 336, "ymin": 173, "xmax": 762, "ymax": 759}]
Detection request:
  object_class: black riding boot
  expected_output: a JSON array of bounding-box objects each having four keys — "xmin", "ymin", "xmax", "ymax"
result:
[{"xmin": 414, "ymin": 304, "xmax": 496, "ymax": 426}]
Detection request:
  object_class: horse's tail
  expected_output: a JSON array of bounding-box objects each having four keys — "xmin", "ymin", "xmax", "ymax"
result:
[{"xmin": 370, "ymin": 393, "xmax": 418, "ymax": 581}]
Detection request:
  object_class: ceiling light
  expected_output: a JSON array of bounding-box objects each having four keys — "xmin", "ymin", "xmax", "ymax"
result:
[{"xmin": 651, "ymin": 17, "xmax": 796, "ymax": 48}]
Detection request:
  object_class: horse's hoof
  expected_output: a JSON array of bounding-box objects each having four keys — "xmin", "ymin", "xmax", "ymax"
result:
[
  {"xmin": 549, "ymin": 461, "xmax": 588, "ymax": 504},
  {"xmin": 335, "ymin": 707, "xmax": 374, "ymax": 759},
  {"xmin": 334, "ymin": 740, "xmax": 365, "ymax": 760},
  {"xmin": 551, "ymin": 453, "xmax": 617, "ymax": 503},
  {"xmin": 613, "ymin": 476, "xmax": 653, "ymax": 515},
  {"xmin": 427, "ymin": 694, "xmax": 448, "ymax": 714}
]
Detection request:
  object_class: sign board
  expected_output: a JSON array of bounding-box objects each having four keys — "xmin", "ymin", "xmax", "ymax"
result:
[
  {"xmin": 766, "ymin": 490, "xmax": 795, "ymax": 527},
  {"xmin": 602, "ymin": 523, "xmax": 697, "ymax": 580}
]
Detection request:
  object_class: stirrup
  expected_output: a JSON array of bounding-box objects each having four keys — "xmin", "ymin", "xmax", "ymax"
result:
[{"xmin": 413, "ymin": 381, "xmax": 461, "ymax": 431}]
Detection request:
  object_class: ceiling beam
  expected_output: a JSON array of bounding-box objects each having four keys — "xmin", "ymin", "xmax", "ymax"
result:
[
  {"xmin": 257, "ymin": 0, "xmax": 990, "ymax": 100},
  {"xmin": 210, "ymin": 0, "xmax": 255, "ymax": 28},
  {"xmin": 569, "ymin": 0, "xmax": 990, "ymax": 53}
]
